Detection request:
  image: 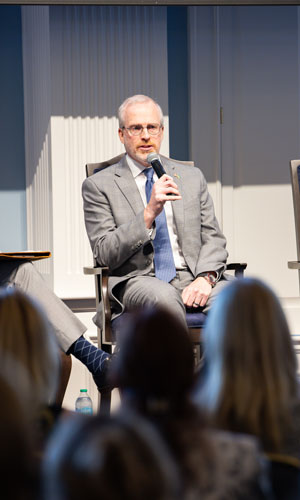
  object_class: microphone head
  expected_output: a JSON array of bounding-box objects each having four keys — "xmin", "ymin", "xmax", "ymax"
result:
[{"xmin": 147, "ymin": 152, "xmax": 161, "ymax": 164}]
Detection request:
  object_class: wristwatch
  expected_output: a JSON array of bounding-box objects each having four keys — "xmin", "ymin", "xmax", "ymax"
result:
[{"xmin": 197, "ymin": 271, "xmax": 218, "ymax": 288}]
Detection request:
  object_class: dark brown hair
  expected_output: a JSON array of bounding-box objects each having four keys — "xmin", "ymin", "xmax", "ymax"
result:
[{"xmin": 112, "ymin": 306, "xmax": 195, "ymax": 415}]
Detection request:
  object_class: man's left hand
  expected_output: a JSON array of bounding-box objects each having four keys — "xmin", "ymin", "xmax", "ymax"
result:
[{"xmin": 181, "ymin": 277, "xmax": 212, "ymax": 308}]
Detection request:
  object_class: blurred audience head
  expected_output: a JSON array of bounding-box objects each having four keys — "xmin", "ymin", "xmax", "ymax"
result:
[
  {"xmin": 0, "ymin": 286, "xmax": 60, "ymax": 411},
  {"xmin": 196, "ymin": 277, "xmax": 298, "ymax": 451},
  {"xmin": 111, "ymin": 306, "xmax": 195, "ymax": 416},
  {"xmin": 0, "ymin": 371, "xmax": 35, "ymax": 500},
  {"xmin": 43, "ymin": 412, "xmax": 180, "ymax": 500}
]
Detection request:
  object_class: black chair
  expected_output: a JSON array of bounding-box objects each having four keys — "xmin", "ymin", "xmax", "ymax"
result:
[
  {"xmin": 288, "ymin": 160, "xmax": 300, "ymax": 281},
  {"xmin": 266, "ymin": 453, "xmax": 300, "ymax": 500},
  {"xmin": 84, "ymin": 154, "xmax": 247, "ymax": 411}
]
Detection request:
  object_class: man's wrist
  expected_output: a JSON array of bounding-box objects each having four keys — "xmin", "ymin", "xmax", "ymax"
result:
[
  {"xmin": 144, "ymin": 206, "xmax": 155, "ymax": 229},
  {"xmin": 197, "ymin": 271, "xmax": 219, "ymax": 288}
]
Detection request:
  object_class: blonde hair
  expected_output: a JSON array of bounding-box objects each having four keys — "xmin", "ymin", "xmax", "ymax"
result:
[
  {"xmin": 0, "ymin": 287, "xmax": 60, "ymax": 409},
  {"xmin": 118, "ymin": 94, "xmax": 164, "ymax": 128},
  {"xmin": 197, "ymin": 278, "xmax": 298, "ymax": 452}
]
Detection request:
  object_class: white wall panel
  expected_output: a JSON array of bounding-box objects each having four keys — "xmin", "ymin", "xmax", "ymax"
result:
[{"xmin": 22, "ymin": 5, "xmax": 169, "ymax": 297}]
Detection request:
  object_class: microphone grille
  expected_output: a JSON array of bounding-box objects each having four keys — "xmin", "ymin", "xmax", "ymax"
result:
[{"xmin": 147, "ymin": 152, "xmax": 160, "ymax": 164}]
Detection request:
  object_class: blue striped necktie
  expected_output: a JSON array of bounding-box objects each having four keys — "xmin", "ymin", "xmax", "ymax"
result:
[{"xmin": 143, "ymin": 167, "xmax": 176, "ymax": 283}]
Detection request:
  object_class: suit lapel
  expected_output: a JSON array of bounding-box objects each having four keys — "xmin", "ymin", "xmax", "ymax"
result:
[
  {"xmin": 161, "ymin": 157, "xmax": 185, "ymax": 245},
  {"xmin": 114, "ymin": 156, "xmax": 144, "ymax": 214},
  {"xmin": 113, "ymin": 155, "xmax": 186, "ymax": 235}
]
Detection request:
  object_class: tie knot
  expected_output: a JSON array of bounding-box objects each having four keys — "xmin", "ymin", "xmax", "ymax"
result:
[{"xmin": 143, "ymin": 167, "xmax": 154, "ymax": 182}]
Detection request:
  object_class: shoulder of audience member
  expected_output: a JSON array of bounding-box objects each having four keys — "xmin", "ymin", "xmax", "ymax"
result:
[
  {"xmin": 195, "ymin": 430, "xmax": 271, "ymax": 499},
  {"xmin": 207, "ymin": 429, "xmax": 269, "ymax": 482}
]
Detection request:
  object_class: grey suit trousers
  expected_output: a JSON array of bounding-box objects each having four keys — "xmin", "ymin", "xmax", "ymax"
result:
[
  {"xmin": 116, "ymin": 269, "xmax": 230, "ymax": 329},
  {"xmin": 0, "ymin": 261, "xmax": 86, "ymax": 352}
]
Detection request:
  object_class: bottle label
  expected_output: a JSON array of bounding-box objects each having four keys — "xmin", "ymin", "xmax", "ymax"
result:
[{"xmin": 76, "ymin": 406, "xmax": 93, "ymax": 415}]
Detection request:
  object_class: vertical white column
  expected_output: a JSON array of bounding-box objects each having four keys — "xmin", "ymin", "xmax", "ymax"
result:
[{"xmin": 22, "ymin": 6, "xmax": 53, "ymax": 284}]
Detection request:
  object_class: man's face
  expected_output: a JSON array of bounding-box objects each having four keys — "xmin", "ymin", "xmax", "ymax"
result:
[{"xmin": 118, "ymin": 100, "xmax": 164, "ymax": 166}]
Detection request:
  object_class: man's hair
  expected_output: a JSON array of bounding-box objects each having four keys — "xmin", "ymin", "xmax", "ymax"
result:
[{"xmin": 118, "ymin": 95, "xmax": 164, "ymax": 128}]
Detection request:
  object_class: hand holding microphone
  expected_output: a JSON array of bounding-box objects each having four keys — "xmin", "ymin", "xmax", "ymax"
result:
[
  {"xmin": 146, "ymin": 153, "xmax": 181, "ymax": 198},
  {"xmin": 143, "ymin": 153, "xmax": 181, "ymax": 228}
]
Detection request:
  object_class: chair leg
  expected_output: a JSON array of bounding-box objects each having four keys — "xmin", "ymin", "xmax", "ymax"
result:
[
  {"xmin": 188, "ymin": 328, "xmax": 203, "ymax": 369},
  {"xmin": 55, "ymin": 351, "xmax": 72, "ymax": 407},
  {"xmin": 98, "ymin": 391, "xmax": 112, "ymax": 415},
  {"xmin": 193, "ymin": 342, "xmax": 201, "ymax": 368}
]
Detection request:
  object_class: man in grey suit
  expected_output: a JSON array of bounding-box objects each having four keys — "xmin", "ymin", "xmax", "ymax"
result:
[{"xmin": 82, "ymin": 95, "xmax": 228, "ymax": 330}]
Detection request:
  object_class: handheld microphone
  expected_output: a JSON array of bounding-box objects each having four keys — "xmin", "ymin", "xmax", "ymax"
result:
[{"xmin": 146, "ymin": 153, "xmax": 166, "ymax": 178}]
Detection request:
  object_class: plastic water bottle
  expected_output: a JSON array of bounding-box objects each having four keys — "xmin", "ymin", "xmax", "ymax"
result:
[{"xmin": 75, "ymin": 389, "xmax": 93, "ymax": 414}]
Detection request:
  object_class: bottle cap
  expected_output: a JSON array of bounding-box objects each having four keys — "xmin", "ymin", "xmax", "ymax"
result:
[{"xmin": 80, "ymin": 389, "xmax": 88, "ymax": 392}]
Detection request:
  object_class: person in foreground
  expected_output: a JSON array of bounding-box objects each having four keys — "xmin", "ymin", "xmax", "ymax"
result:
[
  {"xmin": 0, "ymin": 261, "xmax": 112, "ymax": 392},
  {"xmin": 43, "ymin": 412, "xmax": 181, "ymax": 500},
  {"xmin": 0, "ymin": 286, "xmax": 70, "ymax": 457},
  {"xmin": 0, "ymin": 287, "xmax": 60, "ymax": 413},
  {"xmin": 195, "ymin": 278, "xmax": 300, "ymax": 499},
  {"xmin": 82, "ymin": 94, "xmax": 230, "ymax": 333},
  {"xmin": 195, "ymin": 277, "xmax": 300, "ymax": 458},
  {"xmin": 0, "ymin": 372, "xmax": 36, "ymax": 500},
  {"xmin": 110, "ymin": 306, "xmax": 272, "ymax": 499}
]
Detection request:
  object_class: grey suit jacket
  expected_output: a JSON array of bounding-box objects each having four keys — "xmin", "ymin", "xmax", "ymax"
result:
[{"xmin": 82, "ymin": 154, "xmax": 228, "ymax": 325}]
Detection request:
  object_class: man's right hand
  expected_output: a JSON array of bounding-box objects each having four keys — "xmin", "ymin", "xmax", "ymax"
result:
[{"xmin": 144, "ymin": 174, "xmax": 181, "ymax": 228}]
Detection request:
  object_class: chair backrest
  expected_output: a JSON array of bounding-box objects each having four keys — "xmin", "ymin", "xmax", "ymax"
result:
[
  {"xmin": 266, "ymin": 453, "xmax": 300, "ymax": 500},
  {"xmin": 290, "ymin": 160, "xmax": 300, "ymax": 261},
  {"xmin": 86, "ymin": 153, "xmax": 125, "ymax": 178},
  {"xmin": 86, "ymin": 154, "xmax": 195, "ymax": 178}
]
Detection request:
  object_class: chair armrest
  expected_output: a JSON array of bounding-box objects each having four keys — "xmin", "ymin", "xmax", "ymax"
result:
[
  {"xmin": 83, "ymin": 266, "xmax": 109, "ymax": 275},
  {"xmin": 226, "ymin": 262, "xmax": 247, "ymax": 278},
  {"xmin": 288, "ymin": 261, "xmax": 300, "ymax": 269}
]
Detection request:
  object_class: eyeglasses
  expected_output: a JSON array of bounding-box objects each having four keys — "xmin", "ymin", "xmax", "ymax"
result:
[{"xmin": 122, "ymin": 124, "xmax": 162, "ymax": 137}]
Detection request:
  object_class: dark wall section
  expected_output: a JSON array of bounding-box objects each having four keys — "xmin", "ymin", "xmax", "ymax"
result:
[
  {"xmin": 0, "ymin": 5, "xmax": 189, "ymax": 250},
  {"xmin": 0, "ymin": 6, "xmax": 27, "ymax": 250},
  {"xmin": 167, "ymin": 7, "xmax": 189, "ymax": 161}
]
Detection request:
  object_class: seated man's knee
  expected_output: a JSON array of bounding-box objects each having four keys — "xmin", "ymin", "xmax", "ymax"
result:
[
  {"xmin": 121, "ymin": 277, "xmax": 186, "ymax": 325},
  {"xmin": 18, "ymin": 261, "xmax": 34, "ymax": 272},
  {"xmin": 14, "ymin": 261, "xmax": 43, "ymax": 291},
  {"xmin": 149, "ymin": 287, "xmax": 186, "ymax": 323},
  {"xmin": 144, "ymin": 283, "xmax": 180, "ymax": 305},
  {"xmin": 0, "ymin": 261, "xmax": 33, "ymax": 288}
]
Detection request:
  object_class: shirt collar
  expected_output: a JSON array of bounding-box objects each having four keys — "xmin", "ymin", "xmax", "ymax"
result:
[{"xmin": 126, "ymin": 153, "xmax": 151, "ymax": 178}]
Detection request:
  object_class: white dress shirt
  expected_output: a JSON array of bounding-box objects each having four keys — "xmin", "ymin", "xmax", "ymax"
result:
[{"xmin": 126, "ymin": 154, "xmax": 187, "ymax": 270}]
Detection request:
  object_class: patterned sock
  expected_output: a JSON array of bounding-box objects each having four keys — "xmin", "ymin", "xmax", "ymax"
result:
[{"xmin": 68, "ymin": 336, "xmax": 110, "ymax": 376}]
